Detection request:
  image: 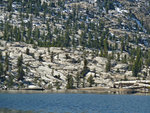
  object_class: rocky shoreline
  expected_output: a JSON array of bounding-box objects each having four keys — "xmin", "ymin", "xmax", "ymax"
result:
[{"xmin": 0, "ymin": 87, "xmax": 149, "ymax": 95}]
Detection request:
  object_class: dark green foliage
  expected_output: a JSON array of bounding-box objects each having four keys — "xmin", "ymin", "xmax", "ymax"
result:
[
  {"xmin": 0, "ymin": 62, "xmax": 3, "ymax": 77},
  {"xmin": 122, "ymin": 54, "xmax": 127, "ymax": 64},
  {"xmin": 7, "ymin": 0, "xmax": 13, "ymax": 12},
  {"xmin": 121, "ymin": 37, "xmax": 125, "ymax": 53},
  {"xmin": 104, "ymin": 38, "xmax": 108, "ymax": 57},
  {"xmin": 145, "ymin": 50, "xmax": 150, "ymax": 67},
  {"xmin": 7, "ymin": 75, "xmax": 14, "ymax": 88},
  {"xmin": 66, "ymin": 74, "xmax": 74, "ymax": 89},
  {"xmin": 0, "ymin": 0, "xmax": 111, "ymax": 50},
  {"xmin": 81, "ymin": 58, "xmax": 90, "ymax": 78},
  {"xmin": 50, "ymin": 52, "xmax": 54, "ymax": 62},
  {"xmin": 65, "ymin": 54, "xmax": 71, "ymax": 59},
  {"xmin": 75, "ymin": 72, "xmax": 80, "ymax": 88},
  {"xmin": 5, "ymin": 52, "xmax": 9, "ymax": 72},
  {"xmin": 84, "ymin": 58, "xmax": 88, "ymax": 68},
  {"xmin": 0, "ymin": 51, "xmax": 2, "ymax": 61},
  {"xmin": 17, "ymin": 55, "xmax": 24, "ymax": 81},
  {"xmin": 17, "ymin": 55, "xmax": 23, "ymax": 67},
  {"xmin": 55, "ymin": 80, "xmax": 60, "ymax": 90},
  {"xmin": 132, "ymin": 48, "xmax": 142, "ymax": 77},
  {"xmin": 82, "ymin": 77, "xmax": 85, "ymax": 88},
  {"xmin": 106, "ymin": 57, "xmax": 111, "ymax": 72},
  {"xmin": 117, "ymin": 53, "xmax": 120, "ymax": 61},
  {"xmin": 39, "ymin": 54, "xmax": 43, "ymax": 62},
  {"xmin": 87, "ymin": 75, "xmax": 95, "ymax": 87},
  {"xmin": 48, "ymin": 84, "xmax": 53, "ymax": 90},
  {"xmin": 26, "ymin": 48, "xmax": 30, "ymax": 55},
  {"xmin": 17, "ymin": 66, "xmax": 25, "ymax": 81},
  {"xmin": 104, "ymin": 0, "xmax": 115, "ymax": 13}
]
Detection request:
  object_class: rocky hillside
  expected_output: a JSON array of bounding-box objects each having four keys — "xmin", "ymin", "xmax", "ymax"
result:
[
  {"xmin": 0, "ymin": 0, "xmax": 150, "ymax": 90},
  {"xmin": 0, "ymin": 40, "xmax": 149, "ymax": 90},
  {"xmin": 118, "ymin": 0, "xmax": 150, "ymax": 33}
]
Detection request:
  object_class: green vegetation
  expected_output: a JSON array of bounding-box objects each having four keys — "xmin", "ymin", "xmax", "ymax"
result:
[
  {"xmin": 66, "ymin": 74, "xmax": 74, "ymax": 89},
  {"xmin": 17, "ymin": 55, "xmax": 25, "ymax": 81},
  {"xmin": 0, "ymin": 0, "xmax": 149, "ymax": 89},
  {"xmin": 87, "ymin": 75, "xmax": 95, "ymax": 87},
  {"xmin": 75, "ymin": 72, "xmax": 80, "ymax": 88},
  {"xmin": 132, "ymin": 48, "xmax": 142, "ymax": 77},
  {"xmin": 106, "ymin": 57, "xmax": 111, "ymax": 72}
]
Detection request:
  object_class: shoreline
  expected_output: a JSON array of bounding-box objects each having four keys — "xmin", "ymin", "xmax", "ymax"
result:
[{"xmin": 0, "ymin": 87, "xmax": 150, "ymax": 95}]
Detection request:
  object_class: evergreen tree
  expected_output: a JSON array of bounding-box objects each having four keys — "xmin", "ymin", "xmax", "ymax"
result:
[
  {"xmin": 145, "ymin": 50, "xmax": 150, "ymax": 67},
  {"xmin": 26, "ymin": 48, "xmax": 30, "ymax": 55},
  {"xmin": 75, "ymin": 72, "xmax": 80, "ymax": 88},
  {"xmin": 7, "ymin": 0, "xmax": 13, "ymax": 12},
  {"xmin": 5, "ymin": 52, "xmax": 9, "ymax": 72},
  {"xmin": 132, "ymin": 48, "xmax": 142, "ymax": 77},
  {"xmin": 17, "ymin": 54, "xmax": 23, "ymax": 67},
  {"xmin": 39, "ymin": 54, "xmax": 43, "ymax": 62},
  {"xmin": 7, "ymin": 75, "xmax": 14, "ymax": 88},
  {"xmin": 82, "ymin": 77, "xmax": 85, "ymax": 88},
  {"xmin": 106, "ymin": 57, "xmax": 111, "ymax": 72},
  {"xmin": 122, "ymin": 54, "xmax": 127, "ymax": 63},
  {"xmin": 121, "ymin": 37, "xmax": 125, "ymax": 53},
  {"xmin": 104, "ymin": 38, "xmax": 108, "ymax": 57},
  {"xmin": 0, "ymin": 51, "xmax": 2, "ymax": 61},
  {"xmin": 117, "ymin": 52, "xmax": 120, "ymax": 61},
  {"xmin": 66, "ymin": 74, "xmax": 74, "ymax": 89},
  {"xmin": 51, "ymin": 52, "xmax": 54, "ymax": 62},
  {"xmin": 81, "ymin": 58, "xmax": 89, "ymax": 78},
  {"xmin": 0, "ymin": 62, "xmax": 3, "ymax": 77},
  {"xmin": 17, "ymin": 66, "xmax": 25, "ymax": 81},
  {"xmin": 55, "ymin": 80, "xmax": 60, "ymax": 90},
  {"xmin": 17, "ymin": 55, "xmax": 24, "ymax": 81},
  {"xmin": 87, "ymin": 75, "xmax": 95, "ymax": 87}
]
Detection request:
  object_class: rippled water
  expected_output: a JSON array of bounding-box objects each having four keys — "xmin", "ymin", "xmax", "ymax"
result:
[{"xmin": 0, "ymin": 93, "xmax": 150, "ymax": 113}]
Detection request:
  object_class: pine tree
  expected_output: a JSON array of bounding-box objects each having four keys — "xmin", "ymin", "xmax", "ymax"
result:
[
  {"xmin": 17, "ymin": 66, "xmax": 25, "ymax": 81},
  {"xmin": 17, "ymin": 55, "xmax": 25, "ymax": 81},
  {"xmin": 75, "ymin": 72, "xmax": 80, "ymax": 88},
  {"xmin": 5, "ymin": 52, "xmax": 9, "ymax": 72},
  {"xmin": 104, "ymin": 38, "xmax": 108, "ymax": 57},
  {"xmin": 132, "ymin": 48, "xmax": 142, "ymax": 77},
  {"xmin": 106, "ymin": 57, "xmax": 111, "ymax": 72},
  {"xmin": 39, "ymin": 54, "xmax": 43, "ymax": 62},
  {"xmin": 81, "ymin": 58, "xmax": 89, "ymax": 78},
  {"xmin": 17, "ymin": 55, "xmax": 23, "ymax": 67},
  {"xmin": 0, "ymin": 51, "xmax": 2, "ymax": 61},
  {"xmin": 145, "ymin": 50, "xmax": 150, "ymax": 67},
  {"xmin": 26, "ymin": 48, "xmax": 30, "ymax": 55},
  {"xmin": 121, "ymin": 37, "xmax": 125, "ymax": 53},
  {"xmin": 117, "ymin": 53, "xmax": 120, "ymax": 61},
  {"xmin": 7, "ymin": 0, "xmax": 13, "ymax": 12},
  {"xmin": 51, "ymin": 52, "xmax": 54, "ymax": 62},
  {"xmin": 87, "ymin": 75, "xmax": 95, "ymax": 87},
  {"xmin": 82, "ymin": 77, "xmax": 85, "ymax": 88},
  {"xmin": 66, "ymin": 74, "xmax": 74, "ymax": 89},
  {"xmin": 55, "ymin": 81, "xmax": 60, "ymax": 90},
  {"xmin": 0, "ymin": 62, "xmax": 3, "ymax": 77}
]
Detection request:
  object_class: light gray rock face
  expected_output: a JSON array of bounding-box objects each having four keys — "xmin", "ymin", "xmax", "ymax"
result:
[{"xmin": 0, "ymin": 41, "xmax": 148, "ymax": 90}]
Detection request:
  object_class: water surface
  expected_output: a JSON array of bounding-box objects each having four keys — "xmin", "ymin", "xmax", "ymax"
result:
[{"xmin": 0, "ymin": 93, "xmax": 150, "ymax": 113}]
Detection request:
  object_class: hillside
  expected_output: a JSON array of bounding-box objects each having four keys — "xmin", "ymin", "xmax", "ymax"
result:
[{"xmin": 0, "ymin": 0, "xmax": 150, "ymax": 92}]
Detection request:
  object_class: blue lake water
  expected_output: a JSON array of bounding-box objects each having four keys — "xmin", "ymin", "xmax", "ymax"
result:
[{"xmin": 0, "ymin": 93, "xmax": 150, "ymax": 113}]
